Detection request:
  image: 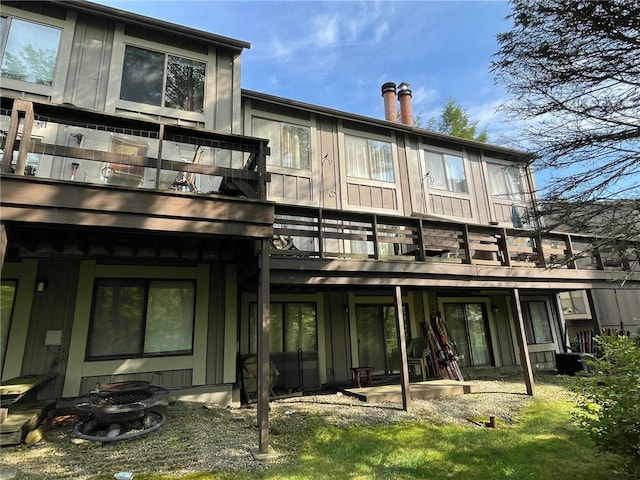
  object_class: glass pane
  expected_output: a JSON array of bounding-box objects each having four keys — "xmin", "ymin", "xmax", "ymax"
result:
[
  {"xmin": 383, "ymin": 306, "xmax": 400, "ymax": 373},
  {"xmin": 346, "ymin": 136, "xmax": 369, "ymax": 179},
  {"xmin": 369, "ymin": 140, "xmax": 394, "ymax": 182},
  {"xmin": 442, "ymin": 304, "xmax": 471, "ymax": 367},
  {"xmin": 488, "ymin": 163, "xmax": 524, "ymax": 201},
  {"xmin": 270, "ymin": 303, "xmax": 284, "ymax": 353},
  {"xmin": 88, "ymin": 281, "xmax": 145, "ymax": 358},
  {"xmin": 465, "ymin": 304, "xmax": 491, "ymax": 365},
  {"xmin": 444, "ymin": 154, "xmax": 468, "ymax": 193},
  {"xmin": 356, "ymin": 306, "xmax": 385, "ymax": 372},
  {"xmin": 282, "ymin": 124, "xmax": 310, "ymax": 170},
  {"xmin": 120, "ymin": 45, "xmax": 164, "ymax": 106},
  {"xmin": 1, "ymin": 19, "xmax": 61, "ymax": 85},
  {"xmin": 425, "ymin": 151, "xmax": 447, "ymax": 190},
  {"xmin": 1, "ymin": 281, "xmax": 17, "ymax": 371},
  {"xmin": 144, "ymin": 281, "xmax": 194, "ymax": 354},
  {"xmin": 527, "ymin": 301, "xmax": 553, "ymax": 344},
  {"xmin": 284, "ymin": 303, "xmax": 317, "ymax": 352},
  {"xmin": 252, "ymin": 117, "xmax": 280, "ymax": 167},
  {"xmin": 165, "ymin": 55, "xmax": 205, "ymax": 113}
]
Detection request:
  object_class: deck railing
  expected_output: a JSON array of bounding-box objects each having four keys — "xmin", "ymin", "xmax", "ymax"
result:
[
  {"xmin": 0, "ymin": 97, "xmax": 270, "ymax": 200},
  {"xmin": 272, "ymin": 205, "xmax": 640, "ymax": 272}
]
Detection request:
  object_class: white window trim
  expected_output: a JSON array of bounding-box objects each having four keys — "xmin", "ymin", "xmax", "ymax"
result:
[
  {"xmin": 0, "ymin": 6, "xmax": 76, "ymax": 102},
  {"xmin": 559, "ymin": 290, "xmax": 592, "ymax": 320},
  {"xmin": 106, "ymin": 23, "xmax": 210, "ymax": 121},
  {"xmin": 482, "ymin": 155, "xmax": 530, "ymax": 225}
]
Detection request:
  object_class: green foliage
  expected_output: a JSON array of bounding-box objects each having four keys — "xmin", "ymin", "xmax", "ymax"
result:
[
  {"xmin": 570, "ymin": 335, "xmax": 640, "ymax": 469},
  {"xmin": 426, "ymin": 98, "xmax": 488, "ymax": 143}
]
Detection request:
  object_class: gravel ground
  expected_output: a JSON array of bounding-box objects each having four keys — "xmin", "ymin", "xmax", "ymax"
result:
[{"xmin": 0, "ymin": 373, "xmax": 574, "ymax": 480}]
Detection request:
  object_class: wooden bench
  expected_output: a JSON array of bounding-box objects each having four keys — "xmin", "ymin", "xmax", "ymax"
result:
[{"xmin": 350, "ymin": 367, "xmax": 373, "ymax": 388}]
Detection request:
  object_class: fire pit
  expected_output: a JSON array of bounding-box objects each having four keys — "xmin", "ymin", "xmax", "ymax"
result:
[{"xmin": 73, "ymin": 381, "xmax": 169, "ymax": 443}]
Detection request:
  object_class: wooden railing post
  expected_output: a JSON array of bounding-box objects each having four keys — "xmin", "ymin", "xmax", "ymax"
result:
[
  {"xmin": 499, "ymin": 228, "xmax": 512, "ymax": 267},
  {"xmin": 2, "ymin": 99, "xmax": 35, "ymax": 174},
  {"xmin": 372, "ymin": 214, "xmax": 380, "ymax": 259},
  {"xmin": 461, "ymin": 224, "xmax": 472, "ymax": 264},
  {"xmin": 564, "ymin": 234, "xmax": 577, "ymax": 269}
]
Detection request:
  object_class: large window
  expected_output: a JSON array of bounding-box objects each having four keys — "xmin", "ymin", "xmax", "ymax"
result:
[
  {"xmin": 120, "ymin": 45, "xmax": 205, "ymax": 113},
  {"xmin": 559, "ymin": 291, "xmax": 591, "ymax": 319},
  {"xmin": 1, "ymin": 281, "xmax": 17, "ymax": 372},
  {"xmin": 346, "ymin": 135, "xmax": 394, "ymax": 182},
  {"xmin": 522, "ymin": 300, "xmax": 554, "ymax": 344},
  {"xmin": 0, "ymin": 16, "xmax": 61, "ymax": 85},
  {"xmin": 424, "ymin": 150, "xmax": 468, "ymax": 193},
  {"xmin": 248, "ymin": 302, "xmax": 317, "ymax": 354},
  {"xmin": 487, "ymin": 163, "xmax": 525, "ymax": 201},
  {"xmin": 442, "ymin": 303, "xmax": 492, "ymax": 367},
  {"xmin": 87, "ymin": 279, "xmax": 195, "ymax": 359},
  {"xmin": 252, "ymin": 118, "xmax": 311, "ymax": 170}
]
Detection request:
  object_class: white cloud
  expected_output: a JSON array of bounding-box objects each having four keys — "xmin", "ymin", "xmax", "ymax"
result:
[
  {"xmin": 313, "ymin": 14, "xmax": 340, "ymax": 48},
  {"xmin": 374, "ymin": 22, "xmax": 389, "ymax": 42}
]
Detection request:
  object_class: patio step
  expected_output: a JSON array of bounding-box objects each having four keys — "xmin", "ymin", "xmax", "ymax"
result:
[{"xmin": 343, "ymin": 379, "xmax": 477, "ymax": 403}]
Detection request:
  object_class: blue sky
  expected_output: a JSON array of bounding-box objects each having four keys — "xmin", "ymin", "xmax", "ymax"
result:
[{"xmin": 94, "ymin": 0, "xmax": 514, "ymax": 142}]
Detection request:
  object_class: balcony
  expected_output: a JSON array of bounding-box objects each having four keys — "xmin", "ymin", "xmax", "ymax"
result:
[
  {"xmin": 270, "ymin": 205, "xmax": 640, "ymax": 288},
  {"xmin": 0, "ymin": 96, "xmax": 273, "ymax": 242}
]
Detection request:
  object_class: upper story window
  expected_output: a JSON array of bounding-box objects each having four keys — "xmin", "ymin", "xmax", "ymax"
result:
[
  {"xmin": 252, "ymin": 117, "xmax": 311, "ymax": 170},
  {"xmin": 120, "ymin": 45, "xmax": 205, "ymax": 113},
  {"xmin": 346, "ymin": 135, "xmax": 394, "ymax": 182},
  {"xmin": 487, "ymin": 163, "xmax": 525, "ymax": 201},
  {"xmin": 0, "ymin": 16, "xmax": 61, "ymax": 86},
  {"xmin": 424, "ymin": 150, "xmax": 468, "ymax": 193}
]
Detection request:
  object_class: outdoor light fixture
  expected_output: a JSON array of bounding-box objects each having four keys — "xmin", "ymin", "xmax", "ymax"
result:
[{"xmin": 36, "ymin": 281, "xmax": 48, "ymax": 292}]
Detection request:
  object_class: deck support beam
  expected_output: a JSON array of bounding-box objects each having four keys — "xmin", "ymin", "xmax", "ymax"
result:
[
  {"xmin": 511, "ymin": 288, "xmax": 535, "ymax": 396},
  {"xmin": 394, "ymin": 286, "xmax": 411, "ymax": 411},
  {"xmin": 257, "ymin": 239, "xmax": 271, "ymax": 453}
]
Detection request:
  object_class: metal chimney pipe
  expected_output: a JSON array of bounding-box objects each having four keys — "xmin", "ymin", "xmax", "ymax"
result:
[
  {"xmin": 398, "ymin": 82, "xmax": 413, "ymax": 126},
  {"xmin": 381, "ymin": 82, "xmax": 397, "ymax": 122}
]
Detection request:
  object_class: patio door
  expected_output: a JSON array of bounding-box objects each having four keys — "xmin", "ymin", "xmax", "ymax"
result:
[
  {"xmin": 355, "ymin": 304, "xmax": 409, "ymax": 375},
  {"xmin": 442, "ymin": 302, "xmax": 493, "ymax": 367}
]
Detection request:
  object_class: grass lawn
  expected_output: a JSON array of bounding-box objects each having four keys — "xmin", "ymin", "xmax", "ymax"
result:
[{"xmin": 112, "ymin": 397, "xmax": 630, "ymax": 480}]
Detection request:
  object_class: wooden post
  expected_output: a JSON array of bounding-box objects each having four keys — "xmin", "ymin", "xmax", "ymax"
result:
[
  {"xmin": 511, "ymin": 288, "xmax": 535, "ymax": 396},
  {"xmin": 394, "ymin": 286, "xmax": 411, "ymax": 412},
  {"xmin": 257, "ymin": 238, "xmax": 270, "ymax": 453}
]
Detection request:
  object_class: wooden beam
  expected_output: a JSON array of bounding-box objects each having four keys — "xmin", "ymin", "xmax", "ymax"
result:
[
  {"xmin": 0, "ymin": 223, "xmax": 7, "ymax": 268},
  {"xmin": 511, "ymin": 288, "xmax": 535, "ymax": 396},
  {"xmin": 257, "ymin": 238, "xmax": 271, "ymax": 454},
  {"xmin": 394, "ymin": 286, "xmax": 411, "ymax": 411}
]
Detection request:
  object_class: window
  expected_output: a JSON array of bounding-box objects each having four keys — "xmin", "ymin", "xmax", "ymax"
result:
[
  {"xmin": 87, "ymin": 279, "xmax": 195, "ymax": 359},
  {"xmin": 346, "ymin": 135, "xmax": 394, "ymax": 182},
  {"xmin": 248, "ymin": 302, "xmax": 317, "ymax": 354},
  {"xmin": 0, "ymin": 16, "xmax": 61, "ymax": 85},
  {"xmin": 559, "ymin": 291, "xmax": 591, "ymax": 319},
  {"xmin": 252, "ymin": 118, "xmax": 311, "ymax": 170},
  {"xmin": 487, "ymin": 163, "xmax": 525, "ymax": 201},
  {"xmin": 442, "ymin": 303, "xmax": 492, "ymax": 366},
  {"xmin": 424, "ymin": 150, "xmax": 468, "ymax": 193},
  {"xmin": 1, "ymin": 281, "xmax": 17, "ymax": 371},
  {"xmin": 522, "ymin": 300, "xmax": 554, "ymax": 344},
  {"xmin": 120, "ymin": 45, "xmax": 205, "ymax": 113}
]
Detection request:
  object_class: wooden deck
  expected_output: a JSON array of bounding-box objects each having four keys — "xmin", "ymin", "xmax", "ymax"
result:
[{"xmin": 341, "ymin": 379, "xmax": 478, "ymax": 403}]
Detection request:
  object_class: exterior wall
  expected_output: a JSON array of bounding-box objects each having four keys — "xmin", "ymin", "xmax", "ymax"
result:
[{"xmin": 591, "ymin": 289, "xmax": 640, "ymax": 334}]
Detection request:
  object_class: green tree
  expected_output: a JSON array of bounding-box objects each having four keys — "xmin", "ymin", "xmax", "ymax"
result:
[
  {"xmin": 491, "ymin": 0, "xmax": 640, "ymax": 244},
  {"xmin": 426, "ymin": 98, "xmax": 488, "ymax": 142},
  {"xmin": 570, "ymin": 335, "xmax": 640, "ymax": 472}
]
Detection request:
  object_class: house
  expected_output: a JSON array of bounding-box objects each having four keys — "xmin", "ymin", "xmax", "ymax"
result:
[{"xmin": 2, "ymin": 0, "xmax": 639, "ymax": 452}]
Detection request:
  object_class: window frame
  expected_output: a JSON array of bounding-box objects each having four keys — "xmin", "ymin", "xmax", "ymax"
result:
[
  {"xmin": 422, "ymin": 148, "xmax": 469, "ymax": 195},
  {"xmin": 86, "ymin": 278, "xmax": 196, "ymax": 361},
  {"xmin": 110, "ymin": 29, "xmax": 210, "ymax": 121},
  {"xmin": 344, "ymin": 133, "xmax": 395, "ymax": 183},
  {"xmin": 559, "ymin": 290, "xmax": 592, "ymax": 320},
  {"xmin": 251, "ymin": 115, "xmax": 312, "ymax": 171},
  {"xmin": 486, "ymin": 161, "xmax": 526, "ymax": 202},
  {"xmin": 0, "ymin": 7, "xmax": 73, "ymax": 98}
]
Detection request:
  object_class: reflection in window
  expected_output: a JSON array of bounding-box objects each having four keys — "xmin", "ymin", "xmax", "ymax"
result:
[
  {"xmin": 1, "ymin": 281, "xmax": 17, "ymax": 371},
  {"xmin": 248, "ymin": 302, "xmax": 317, "ymax": 354},
  {"xmin": 522, "ymin": 300, "xmax": 554, "ymax": 344},
  {"xmin": 251, "ymin": 118, "xmax": 311, "ymax": 170},
  {"xmin": 120, "ymin": 45, "xmax": 205, "ymax": 113},
  {"xmin": 0, "ymin": 17, "xmax": 61, "ymax": 85},
  {"xmin": 487, "ymin": 163, "xmax": 525, "ymax": 201},
  {"xmin": 443, "ymin": 303, "xmax": 492, "ymax": 367},
  {"xmin": 559, "ymin": 291, "xmax": 590, "ymax": 318},
  {"xmin": 346, "ymin": 135, "xmax": 394, "ymax": 182},
  {"xmin": 424, "ymin": 150, "xmax": 467, "ymax": 193},
  {"xmin": 87, "ymin": 279, "xmax": 195, "ymax": 359}
]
